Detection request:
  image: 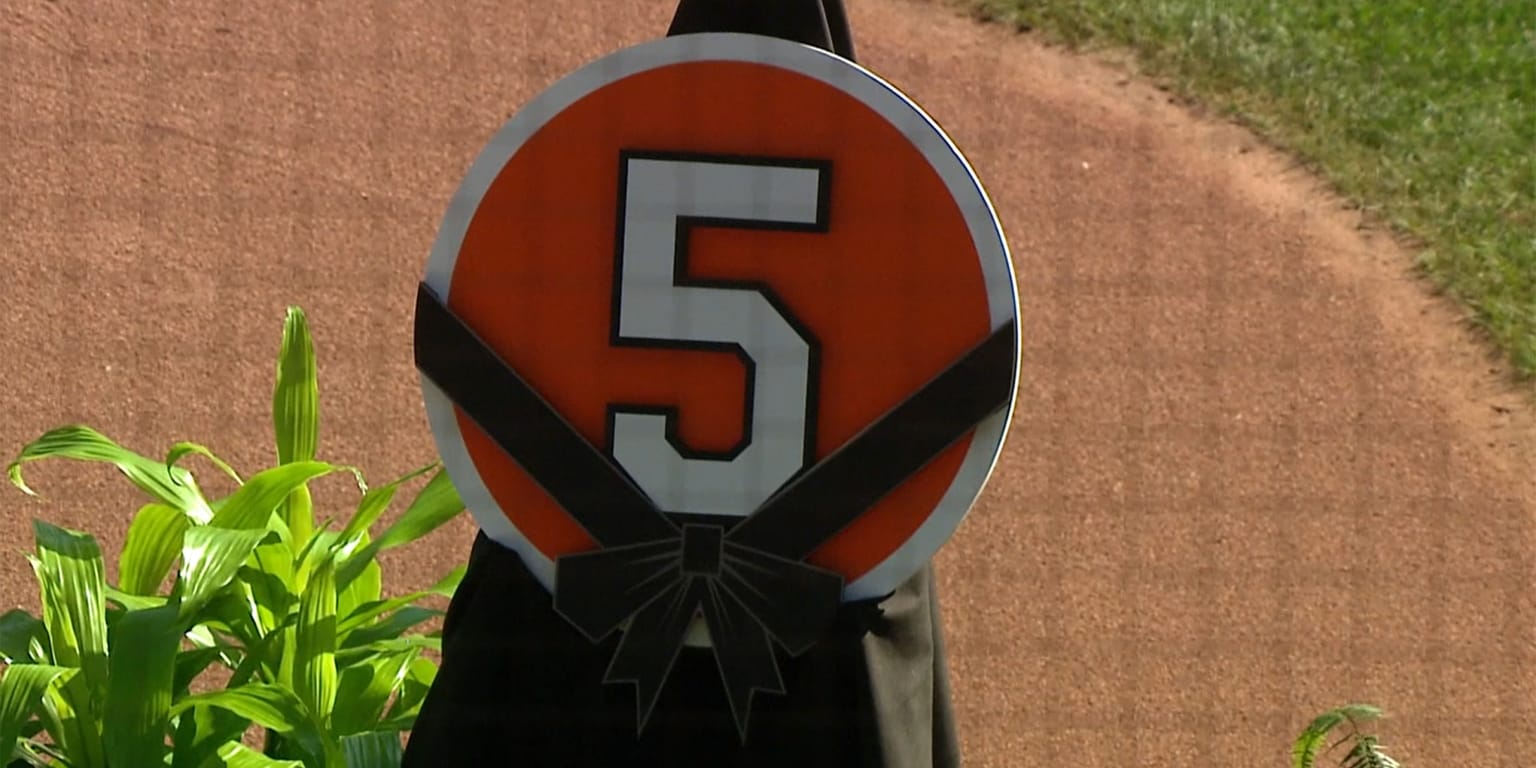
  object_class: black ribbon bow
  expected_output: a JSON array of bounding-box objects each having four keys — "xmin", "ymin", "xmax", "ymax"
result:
[
  {"xmin": 414, "ymin": 282, "xmax": 1015, "ymax": 740},
  {"xmin": 554, "ymin": 523, "xmax": 844, "ymax": 735}
]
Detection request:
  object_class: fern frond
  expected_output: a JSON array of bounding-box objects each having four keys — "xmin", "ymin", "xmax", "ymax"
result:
[
  {"xmin": 1341, "ymin": 735, "xmax": 1402, "ymax": 768},
  {"xmin": 1334, "ymin": 704, "xmax": 1385, "ymax": 725},
  {"xmin": 1292, "ymin": 704, "xmax": 1386, "ymax": 768}
]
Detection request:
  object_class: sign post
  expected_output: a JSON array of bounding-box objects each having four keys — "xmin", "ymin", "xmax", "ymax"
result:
[{"xmin": 404, "ymin": 2, "xmax": 1017, "ymax": 764}]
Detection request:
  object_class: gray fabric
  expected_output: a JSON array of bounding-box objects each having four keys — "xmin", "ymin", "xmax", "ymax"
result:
[{"xmin": 863, "ymin": 562, "xmax": 962, "ymax": 768}]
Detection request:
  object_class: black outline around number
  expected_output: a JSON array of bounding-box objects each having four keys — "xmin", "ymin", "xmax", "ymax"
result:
[{"xmin": 604, "ymin": 149, "xmax": 832, "ymax": 512}]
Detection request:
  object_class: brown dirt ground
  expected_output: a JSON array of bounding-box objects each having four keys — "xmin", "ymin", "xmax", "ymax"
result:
[{"xmin": 2, "ymin": 0, "xmax": 1533, "ymax": 765}]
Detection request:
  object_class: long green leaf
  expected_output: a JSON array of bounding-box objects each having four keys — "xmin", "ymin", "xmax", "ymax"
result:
[
  {"xmin": 179, "ymin": 527, "xmax": 275, "ymax": 619},
  {"xmin": 186, "ymin": 593, "xmax": 263, "ymax": 657},
  {"xmin": 105, "ymin": 585, "xmax": 167, "ymax": 613},
  {"xmin": 119, "ymin": 503, "xmax": 191, "ymax": 596},
  {"xmin": 30, "ymin": 558, "xmax": 105, "ymax": 763},
  {"xmin": 165, "ymin": 442, "xmax": 244, "ymax": 486},
  {"xmin": 237, "ymin": 566, "xmax": 295, "ymax": 651},
  {"xmin": 173, "ymin": 646, "xmax": 228, "ymax": 698},
  {"xmin": 282, "ymin": 486, "xmax": 317, "ymax": 562},
  {"xmin": 339, "ymin": 731, "xmax": 402, "ymax": 768},
  {"xmin": 200, "ymin": 741, "xmax": 304, "ymax": 768},
  {"xmin": 273, "ymin": 306, "xmax": 319, "ymax": 467},
  {"xmin": 40, "ymin": 664, "xmax": 103, "ymax": 767},
  {"xmin": 102, "ymin": 604, "xmax": 181, "ymax": 766},
  {"xmin": 0, "ymin": 664, "xmax": 75, "ymax": 764},
  {"xmin": 372, "ymin": 469, "xmax": 462, "ymax": 552},
  {"xmin": 208, "ymin": 462, "xmax": 341, "ymax": 532},
  {"xmin": 0, "ymin": 610, "xmax": 47, "ymax": 664},
  {"xmin": 274, "ymin": 306, "xmax": 321, "ymax": 551},
  {"xmin": 335, "ymin": 490, "xmax": 394, "ymax": 561},
  {"xmin": 171, "ymin": 703, "xmax": 248, "ymax": 768},
  {"xmin": 183, "ymin": 624, "xmax": 218, "ymax": 650},
  {"xmin": 331, "ymin": 648, "xmax": 418, "ymax": 736},
  {"xmin": 228, "ymin": 632, "xmax": 285, "ymax": 693},
  {"xmin": 295, "ymin": 558, "xmax": 338, "ymax": 731},
  {"xmin": 337, "ymin": 469, "xmax": 461, "ymax": 588},
  {"xmin": 295, "ymin": 530, "xmax": 343, "ymax": 594},
  {"xmin": 9, "ymin": 739, "xmax": 64, "ymax": 767},
  {"xmin": 379, "ymin": 657, "xmax": 437, "ymax": 731},
  {"xmin": 8, "ymin": 425, "xmax": 212, "ymax": 523},
  {"xmin": 336, "ymin": 634, "xmax": 441, "ymax": 668},
  {"xmin": 190, "ymin": 598, "xmax": 272, "ymax": 690},
  {"xmin": 247, "ymin": 541, "xmax": 297, "ymax": 638},
  {"xmin": 275, "ymin": 529, "xmax": 340, "ymax": 698},
  {"xmin": 170, "ymin": 685, "xmax": 324, "ymax": 759},
  {"xmin": 336, "ymin": 566, "xmax": 462, "ymax": 639},
  {"xmin": 31, "ymin": 521, "xmax": 109, "ymax": 705},
  {"xmin": 337, "ymin": 558, "xmax": 382, "ymax": 627},
  {"xmin": 333, "ymin": 464, "xmax": 437, "ymax": 560},
  {"xmin": 1293, "ymin": 713, "xmax": 1344, "ymax": 768},
  {"xmin": 338, "ymin": 607, "xmax": 440, "ymax": 653},
  {"xmin": 26, "ymin": 557, "xmax": 61, "ymax": 663}
]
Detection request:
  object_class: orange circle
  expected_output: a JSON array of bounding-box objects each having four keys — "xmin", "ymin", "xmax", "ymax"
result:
[{"xmin": 447, "ymin": 60, "xmax": 991, "ymax": 582}]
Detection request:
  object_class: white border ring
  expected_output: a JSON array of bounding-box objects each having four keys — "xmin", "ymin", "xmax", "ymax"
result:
[{"xmin": 419, "ymin": 32, "xmax": 1020, "ymax": 602}]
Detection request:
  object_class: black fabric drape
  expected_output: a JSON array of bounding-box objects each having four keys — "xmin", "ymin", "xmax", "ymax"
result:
[
  {"xmin": 667, "ymin": 0, "xmax": 856, "ymax": 60},
  {"xmin": 401, "ymin": 3, "xmax": 962, "ymax": 765}
]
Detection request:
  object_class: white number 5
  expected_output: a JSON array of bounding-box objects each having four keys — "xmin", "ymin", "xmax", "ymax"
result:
[{"xmin": 609, "ymin": 152, "xmax": 829, "ymax": 517}]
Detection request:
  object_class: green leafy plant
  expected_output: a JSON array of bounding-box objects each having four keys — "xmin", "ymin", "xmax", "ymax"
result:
[
  {"xmin": 1293, "ymin": 704, "xmax": 1403, "ymax": 768},
  {"xmin": 0, "ymin": 307, "xmax": 465, "ymax": 767}
]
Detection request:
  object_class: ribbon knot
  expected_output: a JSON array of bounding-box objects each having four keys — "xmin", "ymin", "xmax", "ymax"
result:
[
  {"xmin": 679, "ymin": 524, "xmax": 723, "ymax": 576},
  {"xmin": 553, "ymin": 523, "xmax": 844, "ymax": 739}
]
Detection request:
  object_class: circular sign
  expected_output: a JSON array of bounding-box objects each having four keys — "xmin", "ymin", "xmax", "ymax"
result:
[{"xmin": 418, "ymin": 32, "xmax": 1019, "ymax": 602}]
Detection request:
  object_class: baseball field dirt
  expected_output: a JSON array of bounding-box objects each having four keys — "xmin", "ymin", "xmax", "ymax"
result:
[{"xmin": 2, "ymin": 0, "xmax": 1532, "ymax": 765}]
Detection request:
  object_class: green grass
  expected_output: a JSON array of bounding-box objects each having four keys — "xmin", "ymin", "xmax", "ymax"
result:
[{"xmin": 973, "ymin": 0, "xmax": 1536, "ymax": 379}]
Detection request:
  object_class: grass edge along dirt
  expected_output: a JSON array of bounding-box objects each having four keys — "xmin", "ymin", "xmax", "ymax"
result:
[
  {"xmin": 0, "ymin": 306, "xmax": 466, "ymax": 767},
  {"xmin": 969, "ymin": 0, "xmax": 1536, "ymax": 381}
]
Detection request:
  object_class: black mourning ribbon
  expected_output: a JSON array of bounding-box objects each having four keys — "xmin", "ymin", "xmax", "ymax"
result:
[{"xmin": 414, "ymin": 283, "xmax": 1015, "ymax": 740}]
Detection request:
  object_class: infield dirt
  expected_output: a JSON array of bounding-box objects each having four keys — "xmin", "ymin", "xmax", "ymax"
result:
[{"xmin": 2, "ymin": 0, "xmax": 1532, "ymax": 764}]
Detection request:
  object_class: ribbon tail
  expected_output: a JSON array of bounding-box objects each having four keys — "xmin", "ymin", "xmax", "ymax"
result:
[
  {"xmin": 698, "ymin": 582, "xmax": 785, "ymax": 742},
  {"xmin": 602, "ymin": 579, "xmax": 702, "ymax": 734}
]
